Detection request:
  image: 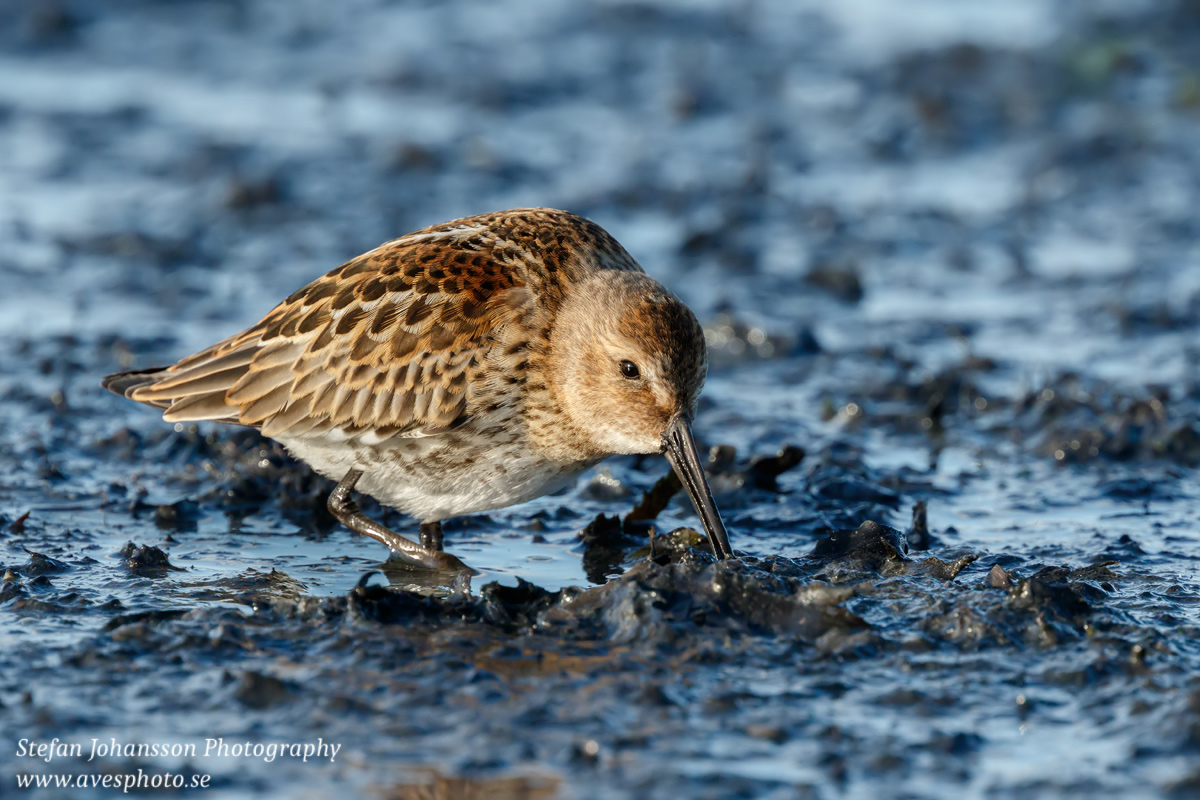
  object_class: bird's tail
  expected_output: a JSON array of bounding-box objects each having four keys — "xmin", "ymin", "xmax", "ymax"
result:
[{"xmin": 101, "ymin": 368, "xmax": 174, "ymax": 410}]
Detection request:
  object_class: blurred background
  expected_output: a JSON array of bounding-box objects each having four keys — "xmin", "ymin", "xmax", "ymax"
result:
[
  {"xmin": 3, "ymin": 0, "xmax": 1197, "ymax": 380},
  {"xmin": 2, "ymin": 0, "xmax": 1200, "ymax": 798}
]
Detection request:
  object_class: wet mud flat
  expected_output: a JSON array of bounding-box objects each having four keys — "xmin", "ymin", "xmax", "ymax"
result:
[
  {"xmin": 4, "ymin": 0, "xmax": 1200, "ymax": 797},
  {"xmin": 5, "ymin": 426, "xmax": 1200, "ymax": 799}
]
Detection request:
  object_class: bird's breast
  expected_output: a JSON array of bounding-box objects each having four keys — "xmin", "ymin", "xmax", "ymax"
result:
[{"xmin": 277, "ymin": 417, "xmax": 598, "ymax": 523}]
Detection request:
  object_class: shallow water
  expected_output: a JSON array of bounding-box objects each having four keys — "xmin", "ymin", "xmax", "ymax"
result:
[{"xmin": 3, "ymin": 0, "xmax": 1200, "ymax": 797}]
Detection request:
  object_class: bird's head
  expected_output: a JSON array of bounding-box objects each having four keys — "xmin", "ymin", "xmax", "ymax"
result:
[{"xmin": 548, "ymin": 270, "xmax": 732, "ymax": 559}]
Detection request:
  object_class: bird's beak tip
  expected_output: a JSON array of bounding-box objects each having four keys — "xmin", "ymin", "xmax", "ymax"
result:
[{"xmin": 661, "ymin": 415, "xmax": 733, "ymax": 560}]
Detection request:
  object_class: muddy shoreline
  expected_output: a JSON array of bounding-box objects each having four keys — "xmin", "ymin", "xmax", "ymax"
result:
[{"xmin": 3, "ymin": 0, "xmax": 1200, "ymax": 797}]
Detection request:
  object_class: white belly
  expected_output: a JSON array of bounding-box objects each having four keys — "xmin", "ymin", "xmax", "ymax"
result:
[{"xmin": 276, "ymin": 433, "xmax": 596, "ymax": 523}]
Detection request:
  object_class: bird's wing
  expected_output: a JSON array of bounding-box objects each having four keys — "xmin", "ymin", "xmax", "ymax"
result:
[{"xmin": 113, "ymin": 217, "xmax": 538, "ymax": 441}]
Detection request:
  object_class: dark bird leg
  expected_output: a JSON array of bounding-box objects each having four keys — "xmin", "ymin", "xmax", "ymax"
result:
[
  {"xmin": 328, "ymin": 469, "xmax": 472, "ymax": 572},
  {"xmin": 419, "ymin": 521, "xmax": 444, "ymax": 552}
]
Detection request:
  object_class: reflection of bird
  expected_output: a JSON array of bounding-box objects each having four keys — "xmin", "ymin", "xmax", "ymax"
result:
[{"xmin": 103, "ymin": 208, "xmax": 731, "ymax": 571}]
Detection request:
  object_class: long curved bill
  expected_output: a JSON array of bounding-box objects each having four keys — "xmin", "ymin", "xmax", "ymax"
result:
[{"xmin": 662, "ymin": 415, "xmax": 734, "ymax": 560}]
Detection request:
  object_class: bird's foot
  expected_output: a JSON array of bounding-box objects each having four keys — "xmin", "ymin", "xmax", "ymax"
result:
[
  {"xmin": 329, "ymin": 469, "xmax": 477, "ymax": 575},
  {"xmin": 385, "ymin": 546, "xmax": 478, "ymax": 575}
]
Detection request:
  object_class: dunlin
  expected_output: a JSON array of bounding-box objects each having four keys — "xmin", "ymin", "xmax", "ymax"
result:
[{"xmin": 103, "ymin": 208, "xmax": 732, "ymax": 571}]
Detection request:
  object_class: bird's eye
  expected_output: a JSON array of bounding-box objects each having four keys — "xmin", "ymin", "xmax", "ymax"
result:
[{"xmin": 619, "ymin": 360, "xmax": 640, "ymax": 379}]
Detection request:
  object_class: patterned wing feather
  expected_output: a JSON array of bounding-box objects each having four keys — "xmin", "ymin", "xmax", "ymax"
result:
[
  {"xmin": 113, "ymin": 222, "xmax": 522, "ymax": 439},
  {"xmin": 103, "ymin": 208, "xmax": 643, "ymax": 441}
]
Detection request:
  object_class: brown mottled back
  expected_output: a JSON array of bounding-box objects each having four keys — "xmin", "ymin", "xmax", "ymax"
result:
[{"xmin": 102, "ymin": 208, "xmax": 643, "ymax": 440}]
